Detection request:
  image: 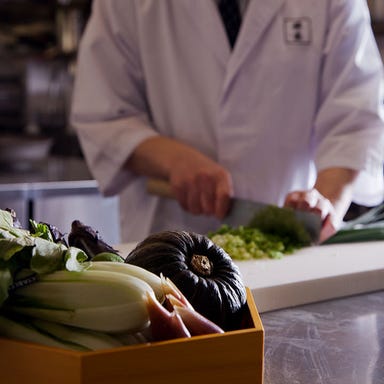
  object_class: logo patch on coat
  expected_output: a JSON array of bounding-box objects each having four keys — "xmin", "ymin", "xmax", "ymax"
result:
[{"xmin": 284, "ymin": 17, "xmax": 312, "ymax": 45}]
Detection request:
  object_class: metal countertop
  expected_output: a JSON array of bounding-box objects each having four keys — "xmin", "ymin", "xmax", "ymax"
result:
[
  {"xmin": 0, "ymin": 156, "xmax": 98, "ymax": 197},
  {"xmin": 261, "ymin": 289, "xmax": 384, "ymax": 384},
  {"xmin": 0, "ymin": 179, "xmax": 99, "ymax": 199}
]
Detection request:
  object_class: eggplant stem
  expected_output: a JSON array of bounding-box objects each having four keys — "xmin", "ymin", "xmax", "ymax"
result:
[{"xmin": 190, "ymin": 254, "xmax": 212, "ymax": 276}]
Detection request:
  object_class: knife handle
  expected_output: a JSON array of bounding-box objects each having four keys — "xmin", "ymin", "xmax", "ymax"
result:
[{"xmin": 146, "ymin": 178, "xmax": 174, "ymax": 199}]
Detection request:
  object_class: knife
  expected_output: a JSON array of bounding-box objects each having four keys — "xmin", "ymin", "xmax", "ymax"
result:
[
  {"xmin": 146, "ymin": 178, "xmax": 322, "ymax": 243},
  {"xmin": 224, "ymin": 197, "xmax": 322, "ymax": 243}
]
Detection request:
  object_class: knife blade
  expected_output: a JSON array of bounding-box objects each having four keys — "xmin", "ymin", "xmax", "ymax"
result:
[
  {"xmin": 146, "ymin": 178, "xmax": 322, "ymax": 243},
  {"xmin": 223, "ymin": 197, "xmax": 322, "ymax": 243}
]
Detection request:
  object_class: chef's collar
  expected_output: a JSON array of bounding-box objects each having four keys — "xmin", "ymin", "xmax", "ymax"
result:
[{"xmin": 214, "ymin": 0, "xmax": 250, "ymax": 16}]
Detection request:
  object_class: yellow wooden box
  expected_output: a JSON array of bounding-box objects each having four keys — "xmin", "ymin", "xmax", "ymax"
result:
[{"xmin": 0, "ymin": 289, "xmax": 264, "ymax": 384}]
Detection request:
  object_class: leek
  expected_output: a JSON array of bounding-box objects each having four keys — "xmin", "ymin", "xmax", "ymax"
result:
[
  {"xmin": 0, "ymin": 314, "xmax": 86, "ymax": 351},
  {"xmin": 323, "ymin": 203, "xmax": 384, "ymax": 244},
  {"xmin": 31, "ymin": 318, "xmax": 125, "ymax": 350},
  {"xmin": 6, "ymin": 269, "xmax": 154, "ymax": 333},
  {"xmin": 322, "ymin": 226, "xmax": 384, "ymax": 244},
  {"xmin": 85, "ymin": 261, "xmax": 164, "ymax": 301}
]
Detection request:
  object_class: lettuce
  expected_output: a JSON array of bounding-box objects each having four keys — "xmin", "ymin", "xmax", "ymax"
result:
[{"xmin": 0, "ymin": 209, "xmax": 89, "ymax": 307}]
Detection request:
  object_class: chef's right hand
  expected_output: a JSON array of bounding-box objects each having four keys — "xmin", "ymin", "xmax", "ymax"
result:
[
  {"xmin": 168, "ymin": 151, "xmax": 233, "ymax": 219},
  {"xmin": 126, "ymin": 136, "xmax": 233, "ymax": 219}
]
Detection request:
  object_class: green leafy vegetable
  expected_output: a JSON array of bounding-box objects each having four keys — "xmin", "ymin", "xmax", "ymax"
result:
[
  {"xmin": 0, "ymin": 210, "xmax": 15, "ymax": 229},
  {"xmin": 0, "ymin": 234, "xmax": 34, "ymax": 262},
  {"xmin": 209, "ymin": 225, "xmax": 288, "ymax": 260},
  {"xmin": 29, "ymin": 220, "xmax": 54, "ymax": 242},
  {"xmin": 209, "ymin": 205, "xmax": 312, "ymax": 260},
  {"xmin": 248, "ymin": 205, "xmax": 312, "ymax": 248},
  {"xmin": 30, "ymin": 237, "xmax": 66, "ymax": 274},
  {"xmin": 91, "ymin": 252, "xmax": 125, "ymax": 263},
  {"xmin": 0, "ymin": 209, "xmax": 90, "ymax": 306},
  {"xmin": 64, "ymin": 246, "xmax": 88, "ymax": 272}
]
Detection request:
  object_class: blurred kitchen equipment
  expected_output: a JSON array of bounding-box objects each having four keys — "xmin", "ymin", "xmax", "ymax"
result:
[
  {"xmin": 0, "ymin": 0, "xmax": 90, "ymax": 137},
  {"xmin": 0, "ymin": 134, "xmax": 52, "ymax": 170},
  {"xmin": 0, "ymin": 59, "xmax": 25, "ymax": 134},
  {"xmin": 56, "ymin": 1, "xmax": 84, "ymax": 54},
  {"xmin": 368, "ymin": 0, "xmax": 384, "ymax": 21},
  {"xmin": 25, "ymin": 58, "xmax": 73, "ymax": 136}
]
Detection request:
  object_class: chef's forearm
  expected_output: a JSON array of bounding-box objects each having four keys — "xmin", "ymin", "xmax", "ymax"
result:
[
  {"xmin": 125, "ymin": 136, "xmax": 182, "ymax": 178},
  {"xmin": 125, "ymin": 136, "xmax": 208, "ymax": 179},
  {"xmin": 314, "ymin": 167, "xmax": 359, "ymax": 220},
  {"xmin": 126, "ymin": 136, "xmax": 233, "ymax": 218}
]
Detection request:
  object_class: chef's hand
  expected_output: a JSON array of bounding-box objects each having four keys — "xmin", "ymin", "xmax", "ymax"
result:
[
  {"xmin": 284, "ymin": 189, "xmax": 334, "ymax": 220},
  {"xmin": 169, "ymin": 157, "xmax": 233, "ymax": 219},
  {"xmin": 126, "ymin": 136, "xmax": 233, "ymax": 219},
  {"xmin": 284, "ymin": 167, "xmax": 358, "ymax": 243},
  {"xmin": 284, "ymin": 189, "xmax": 337, "ymax": 242}
]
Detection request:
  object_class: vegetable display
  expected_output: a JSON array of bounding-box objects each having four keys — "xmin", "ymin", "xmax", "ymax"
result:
[
  {"xmin": 0, "ymin": 209, "xmax": 235, "ymax": 351},
  {"xmin": 125, "ymin": 230, "xmax": 247, "ymax": 330}
]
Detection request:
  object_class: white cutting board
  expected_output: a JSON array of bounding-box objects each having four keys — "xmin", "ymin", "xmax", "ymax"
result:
[
  {"xmin": 116, "ymin": 241, "xmax": 384, "ymax": 313},
  {"xmin": 236, "ymin": 241, "xmax": 384, "ymax": 312}
]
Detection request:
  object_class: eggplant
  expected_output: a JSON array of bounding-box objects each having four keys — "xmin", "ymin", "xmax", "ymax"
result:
[{"xmin": 68, "ymin": 220, "xmax": 120, "ymax": 259}]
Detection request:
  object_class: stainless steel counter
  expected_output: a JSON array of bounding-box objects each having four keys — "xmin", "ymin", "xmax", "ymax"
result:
[
  {"xmin": 261, "ymin": 290, "xmax": 384, "ymax": 384},
  {"xmin": 0, "ymin": 156, "xmax": 121, "ymax": 244},
  {"xmin": 0, "ymin": 156, "xmax": 92, "ymax": 184}
]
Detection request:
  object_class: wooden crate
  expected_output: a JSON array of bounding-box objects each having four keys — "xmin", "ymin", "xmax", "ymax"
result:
[{"xmin": 0, "ymin": 289, "xmax": 264, "ymax": 384}]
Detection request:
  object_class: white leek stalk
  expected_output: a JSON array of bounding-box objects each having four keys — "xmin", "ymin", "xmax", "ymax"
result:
[
  {"xmin": 7, "ymin": 269, "xmax": 154, "ymax": 333},
  {"xmin": 85, "ymin": 261, "xmax": 164, "ymax": 302},
  {"xmin": 0, "ymin": 314, "xmax": 86, "ymax": 351},
  {"xmin": 31, "ymin": 318, "xmax": 125, "ymax": 350}
]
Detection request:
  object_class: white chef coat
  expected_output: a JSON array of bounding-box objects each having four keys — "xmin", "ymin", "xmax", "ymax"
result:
[{"xmin": 71, "ymin": 0, "xmax": 384, "ymax": 242}]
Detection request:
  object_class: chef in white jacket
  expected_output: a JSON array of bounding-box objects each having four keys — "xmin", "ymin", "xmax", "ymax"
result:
[{"xmin": 71, "ymin": 0, "xmax": 384, "ymax": 243}]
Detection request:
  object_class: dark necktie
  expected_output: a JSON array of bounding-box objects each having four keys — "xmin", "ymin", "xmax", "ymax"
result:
[{"xmin": 218, "ymin": 0, "xmax": 242, "ymax": 49}]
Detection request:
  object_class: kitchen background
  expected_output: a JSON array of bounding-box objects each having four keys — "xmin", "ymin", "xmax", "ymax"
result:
[
  {"xmin": 0, "ymin": 0, "xmax": 90, "ymax": 153},
  {"xmin": 0, "ymin": 0, "xmax": 383, "ymax": 245},
  {"xmin": 0, "ymin": 0, "xmax": 121, "ymax": 245}
]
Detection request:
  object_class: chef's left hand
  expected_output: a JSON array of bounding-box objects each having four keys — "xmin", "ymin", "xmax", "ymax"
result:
[{"xmin": 284, "ymin": 189, "xmax": 337, "ymax": 242}]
